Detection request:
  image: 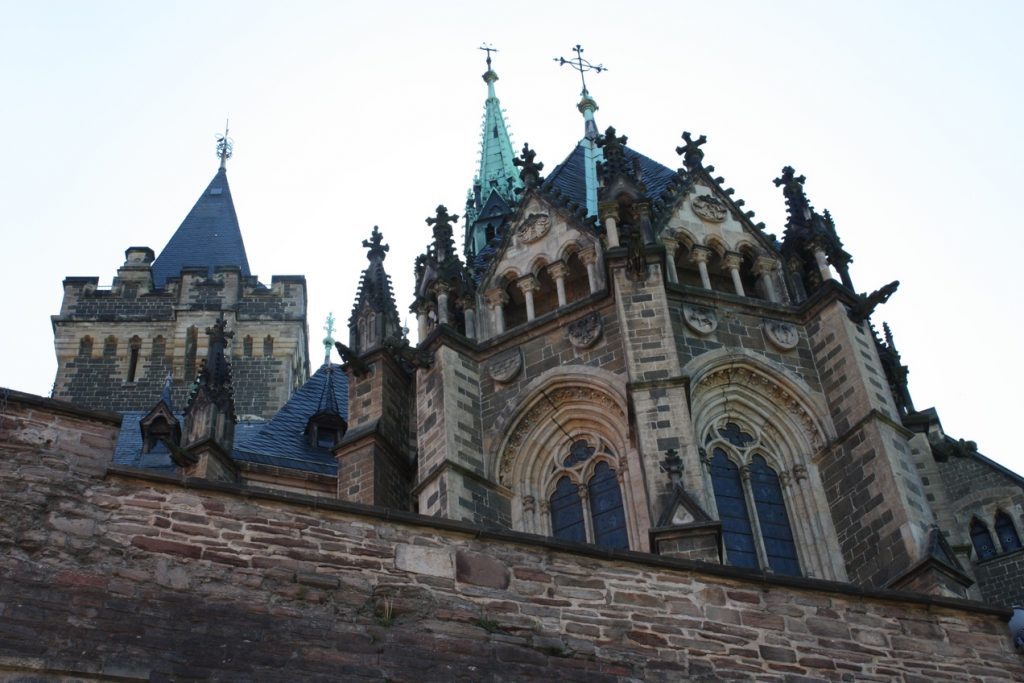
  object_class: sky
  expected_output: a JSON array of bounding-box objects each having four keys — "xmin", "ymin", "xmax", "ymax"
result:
[{"xmin": 2, "ymin": 1, "xmax": 1022, "ymax": 471}]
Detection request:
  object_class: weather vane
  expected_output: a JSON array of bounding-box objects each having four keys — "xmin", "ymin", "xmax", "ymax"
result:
[
  {"xmin": 479, "ymin": 43, "xmax": 497, "ymax": 70},
  {"xmin": 554, "ymin": 44, "xmax": 606, "ymax": 96},
  {"xmin": 216, "ymin": 119, "xmax": 233, "ymax": 169}
]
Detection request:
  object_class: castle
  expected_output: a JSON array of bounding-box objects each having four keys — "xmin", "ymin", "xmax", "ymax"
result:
[{"xmin": 2, "ymin": 51, "xmax": 1024, "ymax": 680}]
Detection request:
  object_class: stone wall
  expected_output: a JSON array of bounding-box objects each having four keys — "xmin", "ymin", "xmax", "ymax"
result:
[
  {"xmin": 976, "ymin": 551, "xmax": 1024, "ymax": 607},
  {"xmin": 53, "ymin": 272, "xmax": 309, "ymax": 420},
  {"xmin": 1, "ymin": 392, "xmax": 1021, "ymax": 682}
]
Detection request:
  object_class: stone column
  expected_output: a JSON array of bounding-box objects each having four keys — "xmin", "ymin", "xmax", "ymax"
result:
[
  {"xmin": 461, "ymin": 297, "xmax": 477, "ymax": 340},
  {"xmin": 416, "ymin": 306, "xmax": 429, "ymax": 342},
  {"xmin": 518, "ymin": 276, "xmax": 538, "ymax": 321},
  {"xmin": 812, "ymin": 246, "xmax": 833, "ymax": 282},
  {"xmin": 662, "ymin": 237, "xmax": 680, "ymax": 285},
  {"xmin": 433, "ymin": 283, "xmax": 451, "ymax": 326},
  {"xmin": 485, "ymin": 289, "xmax": 508, "ymax": 336},
  {"xmin": 599, "ymin": 201, "xmax": 620, "ymax": 248},
  {"xmin": 548, "ymin": 262, "xmax": 569, "ymax": 307},
  {"xmin": 723, "ymin": 252, "xmax": 745, "ymax": 296},
  {"xmin": 580, "ymin": 247, "xmax": 599, "ymax": 294},
  {"xmin": 753, "ymin": 256, "xmax": 779, "ymax": 302},
  {"xmin": 690, "ymin": 246, "xmax": 713, "ymax": 290}
]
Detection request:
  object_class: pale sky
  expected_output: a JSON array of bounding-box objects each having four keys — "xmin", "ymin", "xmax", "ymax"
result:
[{"xmin": 2, "ymin": 2, "xmax": 1021, "ymax": 472}]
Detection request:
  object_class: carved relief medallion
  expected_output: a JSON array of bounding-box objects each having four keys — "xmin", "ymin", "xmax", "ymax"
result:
[
  {"xmin": 488, "ymin": 347, "xmax": 523, "ymax": 383},
  {"xmin": 516, "ymin": 213, "xmax": 551, "ymax": 244},
  {"xmin": 763, "ymin": 319, "xmax": 799, "ymax": 351},
  {"xmin": 682, "ymin": 305, "xmax": 718, "ymax": 335},
  {"xmin": 567, "ymin": 312, "xmax": 603, "ymax": 348},
  {"xmin": 691, "ymin": 195, "xmax": 727, "ymax": 223}
]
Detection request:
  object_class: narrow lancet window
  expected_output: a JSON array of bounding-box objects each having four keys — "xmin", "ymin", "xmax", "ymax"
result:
[
  {"xmin": 971, "ymin": 518, "xmax": 997, "ymax": 561},
  {"xmin": 550, "ymin": 476, "xmax": 586, "ymax": 543},
  {"xmin": 750, "ymin": 455, "xmax": 800, "ymax": 576},
  {"xmin": 588, "ymin": 462, "xmax": 628, "ymax": 550},
  {"xmin": 710, "ymin": 449, "xmax": 758, "ymax": 569},
  {"xmin": 995, "ymin": 511, "xmax": 1022, "ymax": 553}
]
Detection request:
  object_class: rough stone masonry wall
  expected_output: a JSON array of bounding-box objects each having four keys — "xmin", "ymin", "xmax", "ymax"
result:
[{"xmin": 2, "ymin": 395, "xmax": 1022, "ymax": 682}]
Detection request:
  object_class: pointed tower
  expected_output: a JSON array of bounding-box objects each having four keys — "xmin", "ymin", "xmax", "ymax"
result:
[
  {"xmin": 334, "ymin": 227, "xmax": 415, "ymax": 507},
  {"xmin": 52, "ymin": 131, "xmax": 309, "ymax": 419},
  {"xmin": 176, "ymin": 315, "xmax": 238, "ymax": 481},
  {"xmin": 555, "ymin": 44, "xmax": 607, "ymax": 217},
  {"xmin": 464, "ymin": 46, "xmax": 523, "ymax": 264},
  {"xmin": 349, "ymin": 226, "xmax": 403, "ymax": 354}
]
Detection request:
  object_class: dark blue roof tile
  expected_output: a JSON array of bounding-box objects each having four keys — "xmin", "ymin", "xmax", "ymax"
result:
[{"xmin": 151, "ymin": 168, "xmax": 251, "ymax": 288}]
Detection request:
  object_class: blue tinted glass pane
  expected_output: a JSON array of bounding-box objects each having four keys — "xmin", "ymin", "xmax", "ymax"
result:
[
  {"xmin": 971, "ymin": 519, "xmax": 997, "ymax": 560},
  {"xmin": 588, "ymin": 462, "xmax": 629, "ymax": 550},
  {"xmin": 550, "ymin": 476, "xmax": 586, "ymax": 543},
  {"xmin": 563, "ymin": 440, "xmax": 595, "ymax": 467},
  {"xmin": 749, "ymin": 455, "xmax": 800, "ymax": 576},
  {"xmin": 995, "ymin": 513, "xmax": 1021, "ymax": 552},
  {"xmin": 718, "ymin": 423, "xmax": 754, "ymax": 448},
  {"xmin": 710, "ymin": 449, "xmax": 757, "ymax": 569}
]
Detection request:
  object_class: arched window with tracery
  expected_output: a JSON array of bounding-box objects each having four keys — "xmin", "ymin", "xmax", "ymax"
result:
[
  {"xmin": 546, "ymin": 439, "xmax": 628, "ymax": 550},
  {"xmin": 971, "ymin": 517, "xmax": 997, "ymax": 560},
  {"xmin": 995, "ymin": 511, "xmax": 1022, "ymax": 553},
  {"xmin": 495, "ymin": 374, "xmax": 642, "ymax": 552},
  {"xmin": 707, "ymin": 422, "xmax": 801, "ymax": 576}
]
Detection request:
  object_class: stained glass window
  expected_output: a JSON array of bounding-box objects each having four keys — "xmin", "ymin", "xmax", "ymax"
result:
[
  {"xmin": 588, "ymin": 462, "xmax": 628, "ymax": 550},
  {"xmin": 550, "ymin": 476, "xmax": 585, "ymax": 543},
  {"xmin": 750, "ymin": 455, "xmax": 800, "ymax": 576},
  {"xmin": 710, "ymin": 449, "xmax": 758, "ymax": 569}
]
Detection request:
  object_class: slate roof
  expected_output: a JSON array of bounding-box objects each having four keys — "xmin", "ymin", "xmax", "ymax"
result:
[
  {"xmin": 113, "ymin": 364, "xmax": 349, "ymax": 476},
  {"xmin": 151, "ymin": 168, "xmax": 251, "ymax": 288},
  {"xmin": 233, "ymin": 363, "xmax": 348, "ymax": 475},
  {"xmin": 546, "ymin": 143, "xmax": 679, "ymax": 208}
]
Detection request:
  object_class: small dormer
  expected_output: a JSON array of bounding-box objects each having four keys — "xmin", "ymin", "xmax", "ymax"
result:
[
  {"xmin": 139, "ymin": 376, "xmax": 181, "ymax": 453},
  {"xmin": 305, "ymin": 364, "xmax": 347, "ymax": 450}
]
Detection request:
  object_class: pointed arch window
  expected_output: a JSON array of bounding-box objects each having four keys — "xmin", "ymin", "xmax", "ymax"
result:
[
  {"xmin": 708, "ymin": 423, "xmax": 801, "ymax": 576},
  {"xmin": 263, "ymin": 335, "xmax": 274, "ymax": 357},
  {"xmin": 971, "ymin": 518, "xmax": 997, "ymax": 561},
  {"xmin": 995, "ymin": 511, "xmax": 1022, "ymax": 553},
  {"xmin": 242, "ymin": 335, "xmax": 253, "ymax": 357},
  {"xmin": 78, "ymin": 336, "xmax": 93, "ymax": 357},
  {"xmin": 547, "ymin": 439, "xmax": 629, "ymax": 550},
  {"xmin": 550, "ymin": 476, "xmax": 586, "ymax": 543}
]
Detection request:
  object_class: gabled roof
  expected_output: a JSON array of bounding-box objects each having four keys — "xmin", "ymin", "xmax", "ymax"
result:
[
  {"xmin": 233, "ymin": 363, "xmax": 349, "ymax": 475},
  {"xmin": 151, "ymin": 168, "xmax": 251, "ymax": 287},
  {"xmin": 546, "ymin": 143, "xmax": 678, "ymax": 209}
]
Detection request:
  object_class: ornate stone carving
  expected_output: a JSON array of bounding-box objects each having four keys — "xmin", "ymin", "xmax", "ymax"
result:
[
  {"xmin": 763, "ymin": 319, "xmax": 799, "ymax": 351},
  {"xmin": 683, "ymin": 305, "xmax": 718, "ymax": 335},
  {"xmin": 691, "ymin": 194, "xmax": 727, "ymax": 223},
  {"xmin": 566, "ymin": 312, "xmax": 602, "ymax": 349},
  {"xmin": 488, "ymin": 348, "xmax": 523, "ymax": 384},
  {"xmin": 516, "ymin": 213, "xmax": 551, "ymax": 244},
  {"xmin": 522, "ymin": 495, "xmax": 536, "ymax": 513},
  {"xmin": 498, "ymin": 386, "xmax": 625, "ymax": 485},
  {"xmin": 792, "ymin": 463, "xmax": 808, "ymax": 482},
  {"xmin": 695, "ymin": 365, "xmax": 825, "ymax": 450}
]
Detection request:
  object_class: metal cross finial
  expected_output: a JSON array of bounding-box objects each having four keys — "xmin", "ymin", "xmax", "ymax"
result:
[
  {"xmin": 479, "ymin": 43, "xmax": 498, "ymax": 70},
  {"xmin": 216, "ymin": 119, "xmax": 233, "ymax": 170},
  {"xmin": 323, "ymin": 312, "xmax": 336, "ymax": 364},
  {"xmin": 554, "ymin": 44, "xmax": 606, "ymax": 96}
]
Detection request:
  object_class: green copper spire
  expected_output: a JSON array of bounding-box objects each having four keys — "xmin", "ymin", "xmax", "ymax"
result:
[{"xmin": 465, "ymin": 45, "xmax": 523, "ymax": 261}]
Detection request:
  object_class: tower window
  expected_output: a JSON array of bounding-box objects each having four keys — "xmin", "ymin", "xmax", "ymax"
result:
[
  {"xmin": 263, "ymin": 335, "xmax": 274, "ymax": 357},
  {"xmin": 78, "ymin": 336, "xmax": 93, "ymax": 357},
  {"xmin": 243, "ymin": 335, "xmax": 253, "ymax": 357},
  {"xmin": 127, "ymin": 336, "xmax": 142, "ymax": 382},
  {"xmin": 995, "ymin": 511, "xmax": 1022, "ymax": 553},
  {"xmin": 971, "ymin": 518, "xmax": 997, "ymax": 561}
]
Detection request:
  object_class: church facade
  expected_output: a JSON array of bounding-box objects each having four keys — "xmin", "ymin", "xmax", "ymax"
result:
[{"xmin": 2, "ymin": 53, "xmax": 1023, "ymax": 679}]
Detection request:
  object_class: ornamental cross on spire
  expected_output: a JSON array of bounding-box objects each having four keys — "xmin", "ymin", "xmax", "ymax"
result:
[
  {"xmin": 323, "ymin": 312, "xmax": 336, "ymax": 364},
  {"xmin": 216, "ymin": 119, "xmax": 233, "ymax": 170},
  {"xmin": 554, "ymin": 44, "xmax": 606, "ymax": 96},
  {"xmin": 479, "ymin": 43, "xmax": 497, "ymax": 70}
]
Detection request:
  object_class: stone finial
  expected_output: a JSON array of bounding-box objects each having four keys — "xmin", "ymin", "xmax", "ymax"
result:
[
  {"xmin": 179, "ymin": 315, "xmax": 237, "ymax": 481},
  {"xmin": 363, "ymin": 226, "xmax": 389, "ymax": 261},
  {"xmin": 513, "ymin": 143, "xmax": 545, "ymax": 189},
  {"xmin": 676, "ymin": 131, "xmax": 707, "ymax": 171},
  {"xmin": 661, "ymin": 449, "xmax": 684, "ymax": 487}
]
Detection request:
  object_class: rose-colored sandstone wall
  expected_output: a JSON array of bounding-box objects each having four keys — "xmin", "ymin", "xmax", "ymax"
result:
[{"xmin": 1, "ymin": 395, "xmax": 1021, "ymax": 682}]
